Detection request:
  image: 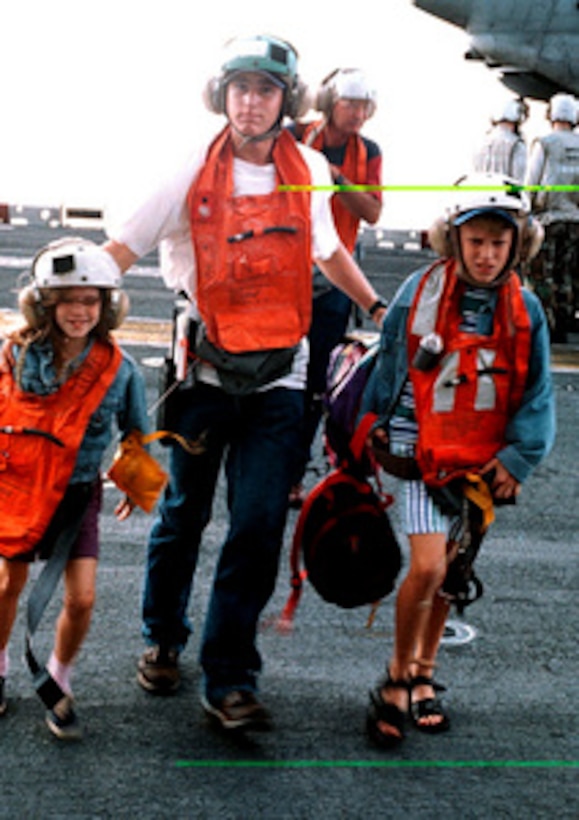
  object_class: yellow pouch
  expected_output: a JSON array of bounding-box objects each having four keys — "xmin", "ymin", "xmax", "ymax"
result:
[
  {"xmin": 107, "ymin": 429, "xmax": 206, "ymax": 513},
  {"xmin": 107, "ymin": 431, "xmax": 168, "ymax": 513}
]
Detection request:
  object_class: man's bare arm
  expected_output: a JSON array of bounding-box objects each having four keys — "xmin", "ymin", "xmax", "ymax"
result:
[{"xmin": 103, "ymin": 240, "xmax": 140, "ymax": 274}]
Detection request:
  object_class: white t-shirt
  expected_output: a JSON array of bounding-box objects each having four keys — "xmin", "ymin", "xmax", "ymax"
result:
[{"xmin": 108, "ymin": 138, "xmax": 340, "ymax": 389}]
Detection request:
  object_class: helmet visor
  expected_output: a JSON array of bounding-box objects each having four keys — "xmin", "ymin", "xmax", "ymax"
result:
[{"xmin": 453, "ymin": 207, "xmax": 518, "ymax": 229}]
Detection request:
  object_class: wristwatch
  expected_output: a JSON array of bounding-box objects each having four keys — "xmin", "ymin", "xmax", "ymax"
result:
[{"xmin": 368, "ymin": 298, "xmax": 387, "ymax": 318}]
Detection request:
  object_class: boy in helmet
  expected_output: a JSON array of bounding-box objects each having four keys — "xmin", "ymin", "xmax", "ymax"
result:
[
  {"xmin": 361, "ymin": 174, "xmax": 555, "ymax": 747},
  {"xmin": 288, "ymin": 67, "xmax": 384, "ymax": 506},
  {"xmin": 525, "ymin": 92, "xmax": 579, "ymax": 341},
  {"xmin": 0, "ymin": 238, "xmax": 148, "ymax": 739},
  {"xmin": 104, "ymin": 35, "xmax": 386, "ymax": 732},
  {"xmin": 472, "ymin": 97, "xmax": 528, "ymax": 182}
]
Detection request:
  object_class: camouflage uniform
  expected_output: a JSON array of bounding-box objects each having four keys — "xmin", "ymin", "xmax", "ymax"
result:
[{"xmin": 525, "ymin": 127, "xmax": 579, "ymax": 340}]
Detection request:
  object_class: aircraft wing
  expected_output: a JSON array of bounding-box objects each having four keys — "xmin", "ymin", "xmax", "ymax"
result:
[{"xmin": 413, "ymin": 0, "xmax": 579, "ymax": 100}]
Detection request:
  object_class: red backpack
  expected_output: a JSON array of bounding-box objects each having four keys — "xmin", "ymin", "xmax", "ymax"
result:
[{"xmin": 278, "ymin": 414, "xmax": 402, "ymax": 628}]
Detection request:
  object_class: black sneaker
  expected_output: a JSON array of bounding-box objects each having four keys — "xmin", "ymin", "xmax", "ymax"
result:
[
  {"xmin": 0, "ymin": 677, "xmax": 6, "ymax": 717},
  {"xmin": 201, "ymin": 690, "xmax": 272, "ymax": 732},
  {"xmin": 46, "ymin": 696, "xmax": 82, "ymax": 741},
  {"xmin": 137, "ymin": 646, "xmax": 180, "ymax": 694}
]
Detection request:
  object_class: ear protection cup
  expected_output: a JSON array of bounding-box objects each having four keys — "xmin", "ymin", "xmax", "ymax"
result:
[
  {"xmin": 314, "ymin": 70, "xmax": 339, "ymax": 118},
  {"xmin": 288, "ymin": 78, "xmax": 312, "ymax": 119},
  {"xmin": 18, "ymin": 284, "xmax": 44, "ymax": 329},
  {"xmin": 106, "ymin": 289, "xmax": 130, "ymax": 330},
  {"xmin": 203, "ymin": 76, "xmax": 224, "ymax": 115},
  {"xmin": 427, "ymin": 216, "xmax": 453, "ymax": 258},
  {"xmin": 520, "ymin": 216, "xmax": 544, "ymax": 262}
]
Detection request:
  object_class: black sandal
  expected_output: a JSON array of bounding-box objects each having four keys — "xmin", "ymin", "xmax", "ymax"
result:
[
  {"xmin": 409, "ymin": 674, "xmax": 450, "ymax": 734},
  {"xmin": 366, "ymin": 673, "xmax": 409, "ymax": 748}
]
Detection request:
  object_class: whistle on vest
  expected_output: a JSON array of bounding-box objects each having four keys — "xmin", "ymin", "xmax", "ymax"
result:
[{"xmin": 412, "ymin": 332, "xmax": 443, "ymax": 372}]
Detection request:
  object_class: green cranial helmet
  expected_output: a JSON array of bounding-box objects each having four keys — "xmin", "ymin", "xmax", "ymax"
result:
[
  {"xmin": 220, "ymin": 34, "xmax": 298, "ymax": 86},
  {"xmin": 204, "ymin": 34, "xmax": 309, "ymax": 120}
]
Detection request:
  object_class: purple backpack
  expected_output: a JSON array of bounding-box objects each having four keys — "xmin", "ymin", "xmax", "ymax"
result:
[{"xmin": 323, "ymin": 331, "xmax": 380, "ymax": 469}]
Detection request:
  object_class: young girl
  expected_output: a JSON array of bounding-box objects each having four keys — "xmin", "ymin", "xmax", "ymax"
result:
[{"xmin": 0, "ymin": 237, "xmax": 148, "ymax": 740}]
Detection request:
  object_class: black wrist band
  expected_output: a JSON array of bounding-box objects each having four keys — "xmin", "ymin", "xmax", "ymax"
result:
[
  {"xmin": 368, "ymin": 298, "xmax": 387, "ymax": 317},
  {"xmin": 334, "ymin": 173, "xmax": 346, "ymax": 186}
]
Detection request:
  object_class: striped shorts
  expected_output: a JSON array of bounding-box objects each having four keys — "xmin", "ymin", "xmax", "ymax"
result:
[
  {"xmin": 389, "ymin": 441, "xmax": 450, "ymax": 536},
  {"xmin": 388, "ymin": 384, "xmax": 452, "ymax": 535},
  {"xmin": 402, "ymin": 478, "xmax": 450, "ymax": 536}
]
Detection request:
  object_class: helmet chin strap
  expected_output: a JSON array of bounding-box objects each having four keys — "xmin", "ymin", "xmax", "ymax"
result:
[{"xmin": 229, "ymin": 120, "xmax": 282, "ymax": 149}]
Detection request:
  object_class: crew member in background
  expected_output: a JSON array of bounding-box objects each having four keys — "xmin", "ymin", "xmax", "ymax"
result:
[
  {"xmin": 289, "ymin": 68, "xmax": 383, "ymax": 506},
  {"xmin": 104, "ymin": 36, "xmax": 387, "ymax": 734},
  {"xmin": 473, "ymin": 97, "xmax": 528, "ymax": 182},
  {"xmin": 525, "ymin": 92, "xmax": 579, "ymax": 342}
]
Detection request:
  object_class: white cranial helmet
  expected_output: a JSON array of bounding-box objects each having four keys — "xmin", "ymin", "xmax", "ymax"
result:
[
  {"xmin": 427, "ymin": 173, "xmax": 543, "ymax": 285},
  {"xmin": 32, "ymin": 237, "xmax": 121, "ymax": 289},
  {"xmin": 448, "ymin": 172, "xmax": 530, "ymax": 227},
  {"xmin": 333, "ymin": 69, "xmax": 376, "ymax": 103},
  {"xmin": 548, "ymin": 93, "xmax": 577, "ymax": 125},
  {"xmin": 492, "ymin": 97, "xmax": 528, "ymax": 125},
  {"xmin": 316, "ymin": 68, "xmax": 377, "ymax": 118}
]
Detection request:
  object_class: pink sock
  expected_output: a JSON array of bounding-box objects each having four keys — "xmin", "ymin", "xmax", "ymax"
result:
[
  {"xmin": 47, "ymin": 652, "xmax": 73, "ymax": 696},
  {"xmin": 0, "ymin": 648, "xmax": 8, "ymax": 678}
]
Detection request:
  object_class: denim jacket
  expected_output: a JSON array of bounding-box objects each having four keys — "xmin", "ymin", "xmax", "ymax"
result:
[
  {"xmin": 16, "ymin": 338, "xmax": 149, "ymax": 484},
  {"xmin": 361, "ymin": 265, "xmax": 556, "ymax": 484}
]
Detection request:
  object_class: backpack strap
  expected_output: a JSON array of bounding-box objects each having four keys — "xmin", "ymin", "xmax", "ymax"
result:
[
  {"xmin": 276, "ymin": 474, "xmax": 325, "ymax": 632},
  {"xmin": 25, "ymin": 482, "xmax": 94, "ymax": 709},
  {"xmin": 348, "ymin": 411, "xmax": 378, "ymax": 463},
  {"xmin": 277, "ymin": 468, "xmax": 350, "ymax": 631},
  {"xmin": 141, "ymin": 429, "xmax": 206, "ymax": 456}
]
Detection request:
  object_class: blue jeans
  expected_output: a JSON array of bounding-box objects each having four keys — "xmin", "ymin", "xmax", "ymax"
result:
[{"xmin": 142, "ymin": 382, "xmax": 303, "ymax": 701}]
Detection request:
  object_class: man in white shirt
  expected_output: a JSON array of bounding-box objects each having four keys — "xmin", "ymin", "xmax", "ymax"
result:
[{"xmin": 105, "ymin": 34, "xmax": 386, "ymax": 732}]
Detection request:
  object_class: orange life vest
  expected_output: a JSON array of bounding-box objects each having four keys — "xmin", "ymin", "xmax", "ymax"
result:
[
  {"xmin": 0, "ymin": 340, "xmax": 122, "ymax": 558},
  {"xmin": 303, "ymin": 122, "xmax": 367, "ymax": 253},
  {"xmin": 408, "ymin": 260, "xmax": 531, "ymax": 487},
  {"xmin": 187, "ymin": 127, "xmax": 312, "ymax": 353}
]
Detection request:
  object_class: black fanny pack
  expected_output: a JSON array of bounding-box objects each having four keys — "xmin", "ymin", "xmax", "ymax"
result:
[{"xmin": 196, "ymin": 335, "xmax": 298, "ymax": 396}]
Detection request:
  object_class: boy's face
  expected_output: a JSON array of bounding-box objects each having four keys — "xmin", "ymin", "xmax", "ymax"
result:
[
  {"xmin": 226, "ymin": 71, "xmax": 284, "ymax": 139},
  {"xmin": 458, "ymin": 218, "xmax": 515, "ymax": 285}
]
